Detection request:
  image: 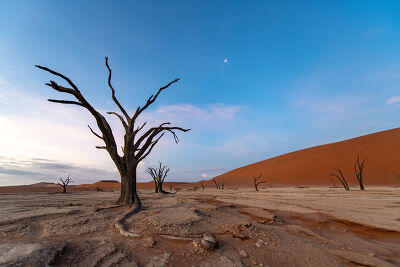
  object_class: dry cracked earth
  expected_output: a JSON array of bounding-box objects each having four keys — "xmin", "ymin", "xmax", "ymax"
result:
[{"xmin": 0, "ymin": 187, "xmax": 400, "ymax": 267}]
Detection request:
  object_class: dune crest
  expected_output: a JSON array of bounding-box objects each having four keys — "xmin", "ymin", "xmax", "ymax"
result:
[{"xmin": 212, "ymin": 128, "xmax": 400, "ymax": 186}]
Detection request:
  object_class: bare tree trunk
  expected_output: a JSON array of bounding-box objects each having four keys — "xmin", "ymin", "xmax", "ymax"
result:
[
  {"xmin": 212, "ymin": 179, "xmax": 220, "ymax": 189},
  {"xmin": 354, "ymin": 155, "xmax": 366, "ymax": 191},
  {"xmin": 62, "ymin": 186, "xmax": 66, "ymax": 193},
  {"xmin": 331, "ymin": 168, "xmax": 350, "ymax": 191},
  {"xmin": 253, "ymin": 174, "xmax": 265, "ymax": 191},
  {"xmin": 154, "ymin": 181, "xmax": 159, "ymax": 193},
  {"xmin": 117, "ymin": 166, "xmax": 141, "ymax": 206}
]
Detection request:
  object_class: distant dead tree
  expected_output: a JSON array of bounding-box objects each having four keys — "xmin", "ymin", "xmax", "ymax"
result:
[
  {"xmin": 146, "ymin": 162, "xmax": 170, "ymax": 194},
  {"xmin": 253, "ymin": 174, "xmax": 265, "ymax": 191},
  {"xmin": 58, "ymin": 175, "xmax": 72, "ymax": 193},
  {"xmin": 331, "ymin": 168, "xmax": 350, "ymax": 191},
  {"xmin": 36, "ymin": 57, "xmax": 189, "ymax": 207},
  {"xmin": 221, "ymin": 182, "xmax": 224, "ymax": 190},
  {"xmin": 200, "ymin": 182, "xmax": 205, "ymax": 190},
  {"xmin": 330, "ymin": 178, "xmax": 338, "ymax": 188},
  {"xmin": 212, "ymin": 179, "xmax": 220, "ymax": 189},
  {"xmin": 354, "ymin": 155, "xmax": 366, "ymax": 190}
]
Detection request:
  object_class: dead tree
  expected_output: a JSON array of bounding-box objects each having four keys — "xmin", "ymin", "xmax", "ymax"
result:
[
  {"xmin": 212, "ymin": 179, "xmax": 220, "ymax": 189},
  {"xmin": 221, "ymin": 182, "xmax": 225, "ymax": 190},
  {"xmin": 58, "ymin": 175, "xmax": 72, "ymax": 193},
  {"xmin": 200, "ymin": 182, "xmax": 205, "ymax": 190},
  {"xmin": 253, "ymin": 174, "xmax": 265, "ymax": 191},
  {"xmin": 146, "ymin": 162, "xmax": 170, "ymax": 194},
  {"xmin": 36, "ymin": 57, "xmax": 189, "ymax": 207},
  {"xmin": 331, "ymin": 168, "xmax": 350, "ymax": 191},
  {"xmin": 330, "ymin": 178, "xmax": 338, "ymax": 188},
  {"xmin": 354, "ymin": 155, "xmax": 367, "ymax": 190}
]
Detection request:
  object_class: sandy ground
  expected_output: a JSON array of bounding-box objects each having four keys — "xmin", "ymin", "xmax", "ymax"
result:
[{"xmin": 0, "ymin": 187, "xmax": 399, "ymax": 267}]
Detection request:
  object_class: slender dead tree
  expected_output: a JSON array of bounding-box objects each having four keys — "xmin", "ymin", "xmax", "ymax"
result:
[
  {"xmin": 36, "ymin": 57, "xmax": 190, "ymax": 207},
  {"xmin": 253, "ymin": 174, "xmax": 265, "ymax": 191},
  {"xmin": 221, "ymin": 181, "xmax": 225, "ymax": 190},
  {"xmin": 331, "ymin": 168, "xmax": 350, "ymax": 191},
  {"xmin": 212, "ymin": 178, "xmax": 220, "ymax": 189},
  {"xmin": 330, "ymin": 178, "xmax": 338, "ymax": 188},
  {"xmin": 146, "ymin": 162, "xmax": 170, "ymax": 194},
  {"xmin": 200, "ymin": 181, "xmax": 205, "ymax": 190},
  {"xmin": 58, "ymin": 175, "xmax": 72, "ymax": 193},
  {"xmin": 354, "ymin": 155, "xmax": 367, "ymax": 190}
]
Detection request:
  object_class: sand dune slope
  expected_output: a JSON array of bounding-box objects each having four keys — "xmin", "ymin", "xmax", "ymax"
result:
[{"xmin": 213, "ymin": 128, "xmax": 400, "ymax": 186}]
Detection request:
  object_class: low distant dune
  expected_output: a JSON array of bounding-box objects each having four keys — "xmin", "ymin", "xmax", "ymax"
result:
[
  {"xmin": 29, "ymin": 182, "xmax": 59, "ymax": 188},
  {"xmin": 0, "ymin": 180, "xmax": 193, "ymax": 194},
  {"xmin": 211, "ymin": 127, "xmax": 400, "ymax": 187},
  {"xmin": 76, "ymin": 180, "xmax": 121, "ymax": 189}
]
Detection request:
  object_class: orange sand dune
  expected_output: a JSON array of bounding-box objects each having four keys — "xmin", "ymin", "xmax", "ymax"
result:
[
  {"xmin": 211, "ymin": 128, "xmax": 400, "ymax": 187},
  {"xmin": 29, "ymin": 182, "xmax": 59, "ymax": 188}
]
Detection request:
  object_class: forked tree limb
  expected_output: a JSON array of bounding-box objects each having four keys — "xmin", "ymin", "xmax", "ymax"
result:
[
  {"xmin": 331, "ymin": 167, "xmax": 350, "ymax": 191},
  {"xmin": 48, "ymin": 99, "xmax": 83, "ymax": 106},
  {"xmin": 131, "ymin": 78, "xmax": 180, "ymax": 122},
  {"xmin": 105, "ymin": 56, "xmax": 130, "ymax": 123},
  {"xmin": 354, "ymin": 155, "xmax": 366, "ymax": 190},
  {"xmin": 107, "ymin": 111, "xmax": 128, "ymax": 129}
]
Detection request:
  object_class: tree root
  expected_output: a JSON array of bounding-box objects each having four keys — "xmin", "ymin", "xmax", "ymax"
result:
[
  {"xmin": 114, "ymin": 203, "xmax": 142, "ymax": 237},
  {"xmin": 158, "ymin": 234, "xmax": 200, "ymax": 241},
  {"xmin": 94, "ymin": 205, "xmax": 125, "ymax": 212}
]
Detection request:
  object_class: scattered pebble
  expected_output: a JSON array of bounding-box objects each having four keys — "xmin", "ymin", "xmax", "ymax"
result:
[
  {"xmin": 239, "ymin": 250, "xmax": 248, "ymax": 258},
  {"xmin": 255, "ymin": 239, "xmax": 264, "ymax": 248}
]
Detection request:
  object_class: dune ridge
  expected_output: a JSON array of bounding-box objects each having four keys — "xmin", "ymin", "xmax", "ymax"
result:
[{"xmin": 211, "ymin": 127, "xmax": 400, "ymax": 187}]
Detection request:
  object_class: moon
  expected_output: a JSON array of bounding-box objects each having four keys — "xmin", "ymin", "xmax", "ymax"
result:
[{"xmin": 224, "ymin": 59, "xmax": 227, "ymax": 63}]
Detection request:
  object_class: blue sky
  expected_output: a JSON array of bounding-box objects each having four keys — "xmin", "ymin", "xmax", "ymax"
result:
[{"xmin": 0, "ymin": 0, "xmax": 400, "ymax": 185}]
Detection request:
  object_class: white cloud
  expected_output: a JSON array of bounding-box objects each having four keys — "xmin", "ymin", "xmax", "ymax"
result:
[
  {"xmin": 138, "ymin": 103, "xmax": 241, "ymax": 129},
  {"xmin": 387, "ymin": 96, "xmax": 400, "ymax": 105}
]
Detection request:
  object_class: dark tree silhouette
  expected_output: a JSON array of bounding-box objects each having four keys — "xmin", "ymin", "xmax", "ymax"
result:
[
  {"xmin": 146, "ymin": 162, "xmax": 170, "ymax": 194},
  {"xmin": 200, "ymin": 181, "xmax": 205, "ymax": 190},
  {"xmin": 354, "ymin": 155, "xmax": 367, "ymax": 190},
  {"xmin": 253, "ymin": 174, "xmax": 265, "ymax": 191},
  {"xmin": 330, "ymin": 178, "xmax": 338, "ymax": 188},
  {"xmin": 212, "ymin": 179, "xmax": 220, "ymax": 189},
  {"xmin": 331, "ymin": 168, "xmax": 350, "ymax": 191},
  {"xmin": 58, "ymin": 175, "xmax": 72, "ymax": 193},
  {"xmin": 36, "ymin": 57, "xmax": 190, "ymax": 207}
]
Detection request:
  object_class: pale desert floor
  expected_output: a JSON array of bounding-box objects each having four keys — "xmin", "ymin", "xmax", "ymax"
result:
[{"xmin": 0, "ymin": 187, "xmax": 399, "ymax": 267}]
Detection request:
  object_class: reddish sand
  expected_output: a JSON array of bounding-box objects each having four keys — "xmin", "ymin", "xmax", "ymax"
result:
[{"xmin": 211, "ymin": 127, "xmax": 400, "ymax": 187}]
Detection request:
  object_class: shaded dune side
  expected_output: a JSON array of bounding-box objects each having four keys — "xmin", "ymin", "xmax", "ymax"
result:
[{"xmin": 211, "ymin": 128, "xmax": 400, "ymax": 186}]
